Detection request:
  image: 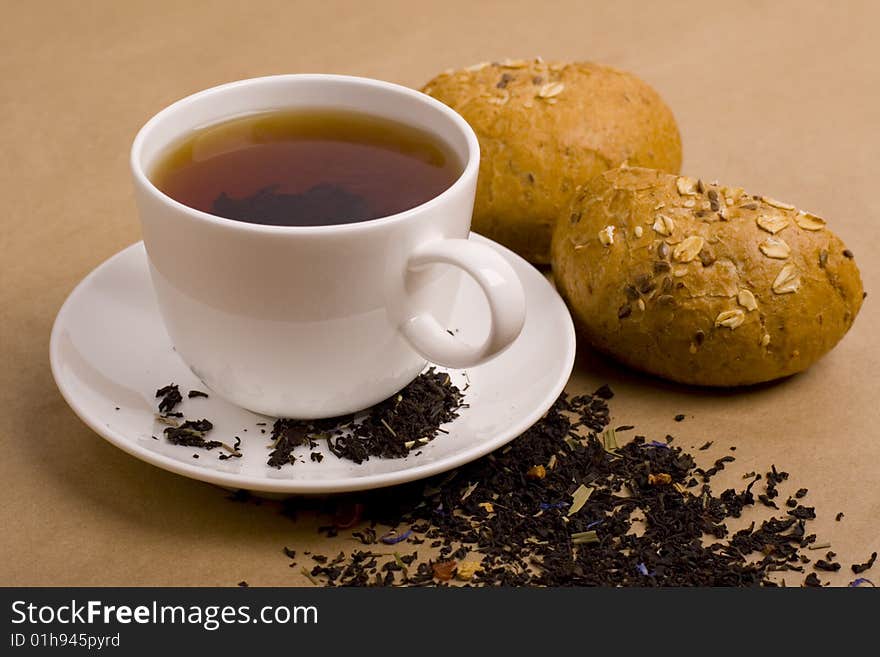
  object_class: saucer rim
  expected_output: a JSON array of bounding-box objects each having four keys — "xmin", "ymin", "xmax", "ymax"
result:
[{"xmin": 49, "ymin": 234, "xmax": 575, "ymax": 494}]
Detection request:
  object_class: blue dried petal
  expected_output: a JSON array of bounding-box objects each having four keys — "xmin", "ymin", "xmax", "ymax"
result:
[
  {"xmin": 380, "ymin": 529, "xmax": 413, "ymax": 545},
  {"xmin": 645, "ymin": 440, "xmax": 670, "ymax": 449},
  {"xmin": 636, "ymin": 563, "xmax": 649, "ymax": 576},
  {"xmin": 586, "ymin": 519, "xmax": 604, "ymax": 529},
  {"xmin": 849, "ymin": 578, "xmax": 875, "ymax": 587},
  {"xmin": 540, "ymin": 501, "xmax": 567, "ymax": 510}
]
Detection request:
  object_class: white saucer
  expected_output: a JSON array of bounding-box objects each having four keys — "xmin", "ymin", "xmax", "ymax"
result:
[{"xmin": 50, "ymin": 234, "xmax": 575, "ymax": 494}]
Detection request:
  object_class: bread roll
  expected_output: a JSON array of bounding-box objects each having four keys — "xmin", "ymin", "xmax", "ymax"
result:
[
  {"xmin": 422, "ymin": 59, "xmax": 682, "ymax": 263},
  {"xmin": 551, "ymin": 167, "xmax": 864, "ymax": 386}
]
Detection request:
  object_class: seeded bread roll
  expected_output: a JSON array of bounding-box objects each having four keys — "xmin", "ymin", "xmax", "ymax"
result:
[
  {"xmin": 551, "ymin": 167, "xmax": 864, "ymax": 386},
  {"xmin": 422, "ymin": 59, "xmax": 682, "ymax": 264}
]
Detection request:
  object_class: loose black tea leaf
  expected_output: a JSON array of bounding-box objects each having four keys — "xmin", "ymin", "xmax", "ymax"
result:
[
  {"xmin": 852, "ymin": 552, "xmax": 877, "ymax": 574},
  {"xmin": 155, "ymin": 384, "xmax": 182, "ymax": 415},
  {"xmin": 592, "ymin": 384, "xmax": 614, "ymax": 400},
  {"xmin": 814, "ymin": 559, "xmax": 841, "ymax": 572},
  {"xmin": 674, "ymin": 414, "xmax": 686, "ymax": 422},
  {"xmin": 804, "ymin": 573, "xmax": 823, "ymax": 587},
  {"xmin": 758, "ymin": 494, "xmax": 779, "ymax": 509},
  {"xmin": 787, "ymin": 505, "xmax": 816, "ymax": 520},
  {"xmin": 188, "ymin": 390, "xmax": 209, "ymax": 399}
]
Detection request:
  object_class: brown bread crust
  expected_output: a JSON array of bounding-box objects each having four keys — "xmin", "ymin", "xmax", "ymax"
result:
[
  {"xmin": 423, "ymin": 60, "xmax": 682, "ymax": 263},
  {"xmin": 551, "ymin": 167, "xmax": 864, "ymax": 386}
]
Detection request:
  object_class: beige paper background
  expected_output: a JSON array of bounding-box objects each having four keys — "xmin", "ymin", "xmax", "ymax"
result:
[{"xmin": 1, "ymin": 0, "xmax": 877, "ymax": 586}]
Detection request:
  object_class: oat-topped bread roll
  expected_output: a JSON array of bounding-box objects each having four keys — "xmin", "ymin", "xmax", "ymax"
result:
[
  {"xmin": 551, "ymin": 167, "xmax": 864, "ymax": 386},
  {"xmin": 422, "ymin": 59, "xmax": 682, "ymax": 263}
]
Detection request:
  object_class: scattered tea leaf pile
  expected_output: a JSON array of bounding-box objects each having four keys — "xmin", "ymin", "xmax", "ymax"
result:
[
  {"xmin": 267, "ymin": 368, "xmax": 465, "ymax": 467},
  {"xmin": 153, "ymin": 378, "xmax": 874, "ymax": 586},
  {"xmin": 154, "ymin": 384, "xmax": 238, "ymax": 456},
  {"xmin": 152, "ymin": 368, "xmax": 464, "ymax": 467},
  {"xmin": 274, "ymin": 387, "xmax": 875, "ymax": 587}
]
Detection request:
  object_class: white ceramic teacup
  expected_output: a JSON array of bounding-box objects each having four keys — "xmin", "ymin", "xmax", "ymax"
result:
[{"xmin": 131, "ymin": 74, "xmax": 526, "ymax": 419}]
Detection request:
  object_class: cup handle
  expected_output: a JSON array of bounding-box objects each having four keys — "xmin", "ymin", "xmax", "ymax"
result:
[{"xmin": 402, "ymin": 238, "xmax": 526, "ymax": 368}]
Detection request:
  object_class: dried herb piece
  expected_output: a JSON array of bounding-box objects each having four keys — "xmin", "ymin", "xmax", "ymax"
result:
[
  {"xmin": 849, "ymin": 578, "xmax": 875, "ymax": 587},
  {"xmin": 571, "ymin": 530, "xmax": 599, "ymax": 545},
  {"xmin": 602, "ymin": 428, "xmax": 618, "ymax": 451},
  {"xmin": 380, "ymin": 529, "xmax": 413, "ymax": 545},
  {"xmin": 526, "ymin": 465, "xmax": 547, "ymax": 480},
  {"xmin": 567, "ymin": 484, "xmax": 593, "ymax": 516},
  {"xmin": 456, "ymin": 561, "xmax": 482, "ymax": 581},
  {"xmin": 432, "ymin": 561, "xmax": 456, "ymax": 581}
]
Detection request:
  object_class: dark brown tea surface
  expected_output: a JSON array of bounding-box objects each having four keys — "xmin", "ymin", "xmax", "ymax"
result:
[{"xmin": 150, "ymin": 109, "xmax": 461, "ymax": 226}]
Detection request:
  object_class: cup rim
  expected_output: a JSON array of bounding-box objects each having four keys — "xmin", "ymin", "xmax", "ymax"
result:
[{"xmin": 130, "ymin": 74, "xmax": 480, "ymax": 234}]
